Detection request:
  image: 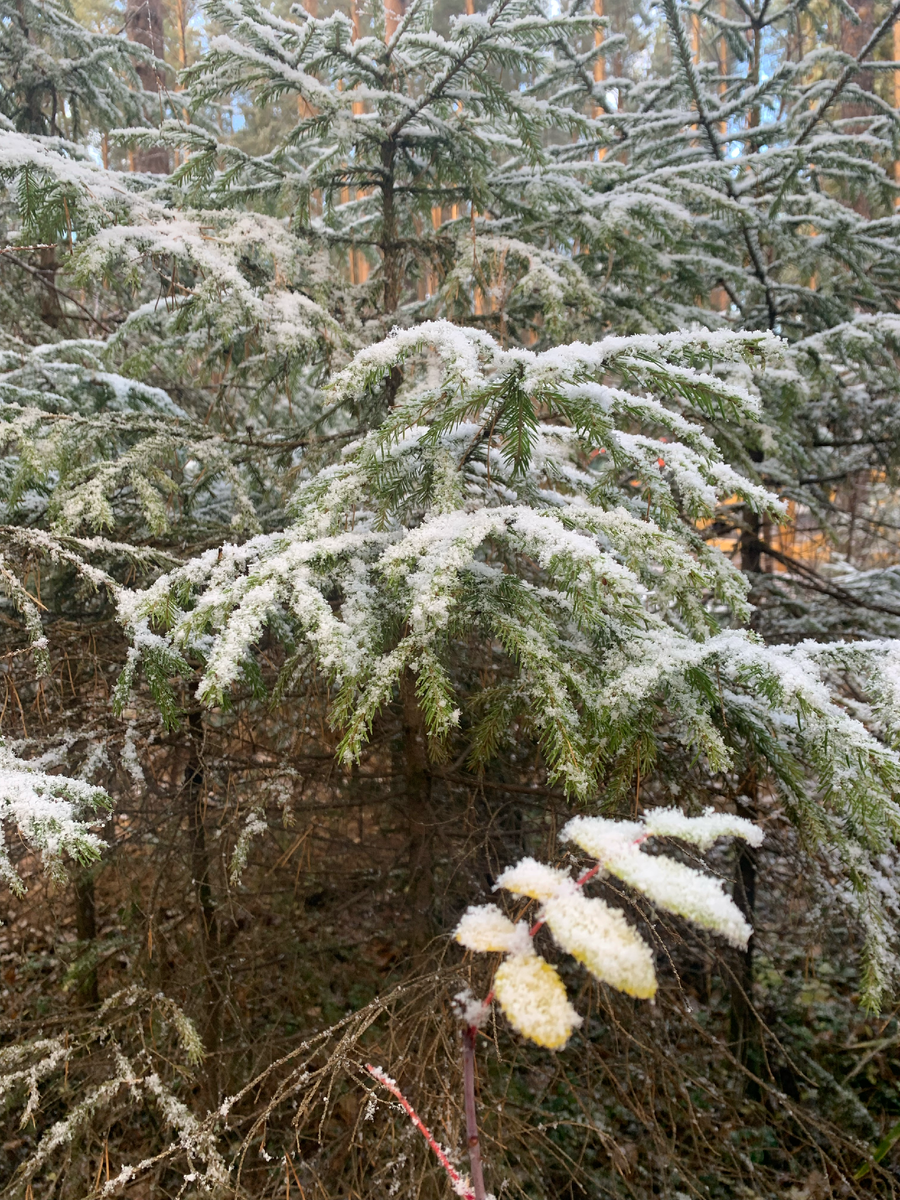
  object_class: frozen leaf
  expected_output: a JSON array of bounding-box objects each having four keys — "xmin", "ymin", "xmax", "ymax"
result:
[
  {"xmin": 493, "ymin": 953, "xmax": 581, "ymax": 1050},
  {"xmin": 495, "ymin": 857, "xmax": 571, "ymax": 901},
  {"xmin": 543, "ymin": 889, "xmax": 657, "ymax": 999},
  {"xmin": 562, "ymin": 817, "xmax": 752, "ymax": 947},
  {"xmin": 454, "ymin": 905, "xmax": 530, "ymax": 954},
  {"xmin": 642, "ymin": 807, "xmax": 764, "ymax": 851}
]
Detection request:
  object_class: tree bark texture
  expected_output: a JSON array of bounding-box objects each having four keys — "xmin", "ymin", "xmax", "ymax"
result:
[
  {"xmin": 729, "ymin": 785, "xmax": 758, "ymax": 1071},
  {"xmin": 184, "ymin": 711, "xmax": 224, "ymax": 1105},
  {"xmin": 731, "ymin": 450, "xmax": 765, "ymax": 1074},
  {"xmin": 126, "ymin": 0, "xmax": 170, "ymax": 174},
  {"xmin": 73, "ymin": 869, "xmax": 99, "ymax": 1006},
  {"xmin": 400, "ymin": 670, "xmax": 434, "ymax": 946}
]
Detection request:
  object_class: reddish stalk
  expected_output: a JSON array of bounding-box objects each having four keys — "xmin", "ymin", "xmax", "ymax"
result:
[
  {"xmin": 370, "ymin": 841, "xmax": 649, "ymax": 1199},
  {"xmin": 365, "ymin": 1065, "xmax": 475, "ymax": 1200},
  {"xmin": 461, "ymin": 1025, "xmax": 487, "ymax": 1200}
]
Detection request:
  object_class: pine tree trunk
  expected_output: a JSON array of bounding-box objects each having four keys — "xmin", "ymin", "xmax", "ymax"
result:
[
  {"xmin": 729, "ymin": 783, "xmax": 758, "ymax": 1072},
  {"xmin": 380, "ymin": 138, "xmax": 400, "ymax": 314},
  {"xmin": 125, "ymin": 0, "xmax": 170, "ymax": 174},
  {"xmin": 379, "ymin": 137, "xmax": 404, "ymax": 409},
  {"xmin": 184, "ymin": 711, "xmax": 223, "ymax": 1105},
  {"xmin": 731, "ymin": 489, "xmax": 764, "ymax": 1076},
  {"xmin": 20, "ymin": 20, "xmax": 65, "ymax": 329},
  {"xmin": 37, "ymin": 246, "xmax": 64, "ymax": 328},
  {"xmin": 385, "ymin": 0, "xmax": 406, "ymax": 43},
  {"xmin": 400, "ymin": 671, "xmax": 434, "ymax": 946},
  {"xmin": 73, "ymin": 869, "xmax": 99, "ymax": 1006},
  {"xmin": 740, "ymin": 509, "xmax": 761, "ymax": 577}
]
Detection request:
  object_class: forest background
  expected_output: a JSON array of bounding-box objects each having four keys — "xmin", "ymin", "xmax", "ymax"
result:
[{"xmin": 3, "ymin": 0, "xmax": 900, "ymax": 1197}]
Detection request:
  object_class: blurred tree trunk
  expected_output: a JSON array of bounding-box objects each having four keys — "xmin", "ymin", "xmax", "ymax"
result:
[
  {"xmin": 400, "ymin": 671, "xmax": 434, "ymax": 947},
  {"xmin": 841, "ymin": 0, "xmax": 877, "ymax": 216},
  {"xmin": 73, "ymin": 869, "xmax": 99, "ymax": 1006},
  {"xmin": 126, "ymin": 0, "xmax": 170, "ymax": 174},
  {"xmin": 731, "ymin": 487, "xmax": 764, "ymax": 1074},
  {"xmin": 729, "ymin": 780, "xmax": 758, "ymax": 1072},
  {"xmin": 184, "ymin": 711, "xmax": 224, "ymax": 1106},
  {"xmin": 37, "ymin": 246, "xmax": 64, "ymax": 327}
]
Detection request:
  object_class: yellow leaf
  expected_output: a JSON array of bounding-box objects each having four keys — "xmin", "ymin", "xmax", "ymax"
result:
[
  {"xmin": 543, "ymin": 890, "xmax": 657, "ymax": 999},
  {"xmin": 494, "ymin": 954, "xmax": 581, "ymax": 1049}
]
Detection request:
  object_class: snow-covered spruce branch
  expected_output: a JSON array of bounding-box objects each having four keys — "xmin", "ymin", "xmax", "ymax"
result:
[
  {"xmin": 0, "ymin": 357, "xmax": 275, "ymax": 537},
  {"xmin": 115, "ymin": 322, "xmax": 900, "ymax": 1006},
  {"xmin": 116, "ymin": 320, "xmax": 781, "ymax": 784},
  {"xmin": 0, "ymin": 741, "xmax": 108, "ymax": 893}
]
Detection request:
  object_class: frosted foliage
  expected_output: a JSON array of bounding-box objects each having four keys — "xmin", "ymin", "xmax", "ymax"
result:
[
  {"xmin": 3, "ymin": 0, "xmax": 900, "ymax": 1190},
  {"xmin": 562, "ymin": 816, "xmax": 752, "ymax": 947},
  {"xmin": 455, "ymin": 905, "xmax": 528, "ymax": 954},
  {"xmin": 0, "ymin": 988, "xmax": 217, "ymax": 1194},
  {"xmin": 0, "ymin": 1037, "xmax": 69, "ymax": 1130},
  {"xmin": 122, "ymin": 322, "xmax": 800, "ymax": 801},
  {"xmin": 0, "ymin": 128, "xmax": 337, "ymax": 358},
  {"xmin": 492, "ymin": 955, "xmax": 582, "ymax": 1051},
  {"xmin": 229, "ymin": 809, "xmax": 268, "ymax": 884},
  {"xmin": 641, "ymin": 807, "xmax": 764, "ymax": 851},
  {"xmin": 0, "ymin": 349, "xmax": 264, "ymax": 541},
  {"xmin": 0, "ymin": 742, "xmax": 107, "ymax": 892},
  {"xmin": 494, "ymin": 858, "xmax": 571, "ymax": 901},
  {"xmin": 542, "ymin": 890, "xmax": 657, "ymax": 999},
  {"xmin": 121, "ymin": 724, "xmax": 145, "ymax": 787},
  {"xmin": 458, "ymin": 813, "xmax": 760, "ymax": 1047}
]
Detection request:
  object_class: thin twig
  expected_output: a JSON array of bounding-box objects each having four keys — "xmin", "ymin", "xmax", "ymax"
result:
[
  {"xmin": 365, "ymin": 1064, "xmax": 475, "ymax": 1200},
  {"xmin": 461, "ymin": 1027, "xmax": 487, "ymax": 1200}
]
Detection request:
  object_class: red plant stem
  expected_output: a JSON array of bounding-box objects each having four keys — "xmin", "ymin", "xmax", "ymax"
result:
[
  {"xmin": 365, "ymin": 1064, "xmax": 475, "ymax": 1200},
  {"xmin": 384, "ymin": 840, "xmax": 652, "ymax": 1198},
  {"xmin": 462, "ymin": 1025, "xmax": 487, "ymax": 1200}
]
